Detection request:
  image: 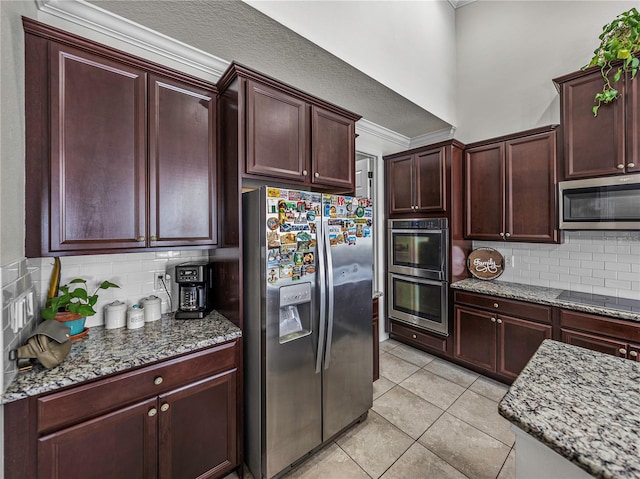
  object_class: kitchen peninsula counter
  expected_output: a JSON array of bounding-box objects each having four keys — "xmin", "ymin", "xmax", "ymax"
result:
[
  {"xmin": 2, "ymin": 311, "xmax": 241, "ymax": 403},
  {"xmin": 452, "ymin": 278, "xmax": 640, "ymax": 322},
  {"xmin": 499, "ymin": 339, "xmax": 640, "ymax": 479}
]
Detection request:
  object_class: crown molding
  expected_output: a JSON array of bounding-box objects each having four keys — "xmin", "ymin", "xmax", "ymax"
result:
[
  {"xmin": 447, "ymin": 0, "xmax": 477, "ymax": 9},
  {"xmin": 356, "ymin": 119, "xmax": 411, "ymax": 149},
  {"xmin": 408, "ymin": 127, "xmax": 456, "ymax": 149},
  {"xmin": 35, "ymin": 0, "xmax": 229, "ymax": 80}
]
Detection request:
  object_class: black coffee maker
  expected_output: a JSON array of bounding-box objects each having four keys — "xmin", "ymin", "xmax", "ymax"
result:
[{"xmin": 174, "ymin": 262, "xmax": 214, "ymax": 319}]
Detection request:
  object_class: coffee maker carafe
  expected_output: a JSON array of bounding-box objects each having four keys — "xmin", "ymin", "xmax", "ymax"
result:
[{"xmin": 174, "ymin": 262, "xmax": 214, "ymax": 319}]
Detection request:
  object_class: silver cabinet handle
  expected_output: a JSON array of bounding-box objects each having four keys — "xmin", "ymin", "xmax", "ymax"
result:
[
  {"xmin": 154, "ymin": 376, "xmax": 163, "ymax": 385},
  {"xmin": 619, "ymin": 348, "xmax": 628, "ymax": 356},
  {"xmin": 629, "ymin": 350, "xmax": 638, "ymax": 358},
  {"xmin": 137, "ymin": 236, "xmax": 146, "ymax": 242},
  {"xmin": 499, "ymin": 232, "xmax": 505, "ymax": 238},
  {"xmin": 617, "ymin": 164, "xmax": 625, "ymax": 169},
  {"xmin": 148, "ymin": 408, "xmax": 157, "ymax": 417},
  {"xmin": 628, "ymin": 163, "xmax": 636, "ymax": 168},
  {"xmin": 490, "ymin": 317, "xmax": 496, "ymax": 322},
  {"xmin": 412, "ymin": 334, "xmax": 417, "ymax": 339},
  {"xmin": 493, "ymin": 303, "xmax": 499, "ymax": 308},
  {"xmin": 302, "ymin": 170, "xmax": 308, "ymax": 176},
  {"xmin": 160, "ymin": 403, "xmax": 170, "ymax": 412},
  {"xmin": 497, "ymin": 318, "xmax": 503, "ymax": 324},
  {"xmin": 505, "ymin": 232, "xmax": 511, "ymax": 238},
  {"xmin": 314, "ymin": 172, "xmax": 320, "ymax": 178}
]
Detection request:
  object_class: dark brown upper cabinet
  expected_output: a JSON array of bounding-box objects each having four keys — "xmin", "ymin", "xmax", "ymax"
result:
[
  {"xmin": 464, "ymin": 126, "xmax": 561, "ymax": 243},
  {"xmin": 384, "ymin": 141, "xmax": 464, "ymax": 218},
  {"xmin": 24, "ymin": 19, "xmax": 217, "ymax": 257},
  {"xmin": 218, "ymin": 63, "xmax": 360, "ymax": 193},
  {"xmin": 554, "ymin": 66, "xmax": 640, "ymax": 180}
]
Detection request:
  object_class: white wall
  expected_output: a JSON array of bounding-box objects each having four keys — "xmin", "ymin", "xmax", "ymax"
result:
[
  {"xmin": 455, "ymin": 0, "xmax": 638, "ymax": 143},
  {"xmin": 246, "ymin": 0, "xmax": 458, "ymax": 127}
]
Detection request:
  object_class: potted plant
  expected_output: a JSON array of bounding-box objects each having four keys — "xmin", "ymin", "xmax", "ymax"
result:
[
  {"xmin": 42, "ymin": 278, "xmax": 120, "ymax": 337},
  {"xmin": 587, "ymin": 7, "xmax": 640, "ymax": 116}
]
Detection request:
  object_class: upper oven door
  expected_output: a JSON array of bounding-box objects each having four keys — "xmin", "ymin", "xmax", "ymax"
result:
[{"xmin": 387, "ymin": 227, "xmax": 447, "ymax": 280}]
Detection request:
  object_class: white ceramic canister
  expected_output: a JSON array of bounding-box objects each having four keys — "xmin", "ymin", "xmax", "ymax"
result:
[
  {"xmin": 127, "ymin": 304, "xmax": 145, "ymax": 330},
  {"xmin": 104, "ymin": 300, "xmax": 127, "ymax": 330},
  {"xmin": 141, "ymin": 295, "xmax": 162, "ymax": 323}
]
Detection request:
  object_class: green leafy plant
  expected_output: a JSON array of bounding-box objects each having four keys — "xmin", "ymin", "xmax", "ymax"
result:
[
  {"xmin": 587, "ymin": 7, "xmax": 640, "ymax": 116},
  {"xmin": 42, "ymin": 278, "xmax": 120, "ymax": 320}
]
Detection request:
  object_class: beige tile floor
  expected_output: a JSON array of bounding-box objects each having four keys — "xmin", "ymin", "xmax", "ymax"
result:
[{"xmin": 230, "ymin": 339, "xmax": 515, "ymax": 479}]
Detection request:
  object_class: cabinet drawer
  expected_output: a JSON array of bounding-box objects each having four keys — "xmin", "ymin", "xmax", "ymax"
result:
[
  {"xmin": 390, "ymin": 321, "xmax": 447, "ymax": 353},
  {"xmin": 454, "ymin": 291, "xmax": 551, "ymax": 323},
  {"xmin": 560, "ymin": 310, "xmax": 640, "ymax": 343},
  {"xmin": 37, "ymin": 340, "xmax": 237, "ymax": 434}
]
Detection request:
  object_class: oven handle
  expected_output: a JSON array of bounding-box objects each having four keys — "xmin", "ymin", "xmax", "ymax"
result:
[{"xmin": 388, "ymin": 273, "xmax": 446, "ymax": 286}]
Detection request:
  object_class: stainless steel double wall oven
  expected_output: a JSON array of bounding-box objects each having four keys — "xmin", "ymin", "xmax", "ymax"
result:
[{"xmin": 387, "ymin": 218, "xmax": 449, "ymax": 335}]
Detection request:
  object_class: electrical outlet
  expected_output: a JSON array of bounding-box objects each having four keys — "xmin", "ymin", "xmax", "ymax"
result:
[
  {"xmin": 155, "ymin": 273, "xmax": 166, "ymax": 291},
  {"xmin": 505, "ymin": 255, "xmax": 515, "ymax": 267}
]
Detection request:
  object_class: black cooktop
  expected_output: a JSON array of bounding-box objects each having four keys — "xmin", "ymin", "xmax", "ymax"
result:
[{"xmin": 558, "ymin": 290, "xmax": 640, "ymax": 313}]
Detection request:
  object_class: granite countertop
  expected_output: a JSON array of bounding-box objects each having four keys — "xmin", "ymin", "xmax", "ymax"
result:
[
  {"xmin": 499, "ymin": 339, "xmax": 640, "ymax": 479},
  {"xmin": 452, "ymin": 278, "xmax": 640, "ymax": 322},
  {"xmin": 2, "ymin": 311, "xmax": 241, "ymax": 404}
]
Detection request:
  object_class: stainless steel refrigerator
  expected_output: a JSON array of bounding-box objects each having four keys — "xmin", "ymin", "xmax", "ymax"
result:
[{"xmin": 243, "ymin": 186, "xmax": 373, "ymax": 479}]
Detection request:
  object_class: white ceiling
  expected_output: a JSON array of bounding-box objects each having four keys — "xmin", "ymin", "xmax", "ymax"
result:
[{"xmin": 88, "ymin": 0, "xmax": 454, "ymax": 139}]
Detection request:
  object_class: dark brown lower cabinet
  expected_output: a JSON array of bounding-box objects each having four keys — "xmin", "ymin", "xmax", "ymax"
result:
[
  {"xmin": 6, "ymin": 341, "xmax": 240, "ymax": 479},
  {"xmin": 453, "ymin": 292, "xmax": 552, "ymax": 382},
  {"xmin": 560, "ymin": 309, "xmax": 640, "ymax": 362},
  {"xmin": 38, "ymin": 398, "xmax": 159, "ymax": 478}
]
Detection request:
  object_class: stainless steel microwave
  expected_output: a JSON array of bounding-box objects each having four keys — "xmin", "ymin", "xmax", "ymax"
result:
[{"xmin": 559, "ymin": 176, "xmax": 640, "ymax": 230}]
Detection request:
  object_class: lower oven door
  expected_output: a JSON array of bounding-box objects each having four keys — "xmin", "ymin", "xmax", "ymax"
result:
[{"xmin": 388, "ymin": 273, "xmax": 448, "ymax": 336}]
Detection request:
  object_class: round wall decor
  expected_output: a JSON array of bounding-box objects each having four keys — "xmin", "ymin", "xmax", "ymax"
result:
[{"xmin": 467, "ymin": 247, "xmax": 505, "ymax": 280}]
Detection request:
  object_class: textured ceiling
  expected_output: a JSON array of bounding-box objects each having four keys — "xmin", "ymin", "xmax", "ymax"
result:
[{"xmin": 89, "ymin": 0, "xmax": 451, "ymax": 138}]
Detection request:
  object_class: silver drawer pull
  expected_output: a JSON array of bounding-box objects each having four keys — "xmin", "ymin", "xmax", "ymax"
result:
[
  {"xmin": 629, "ymin": 351, "xmax": 638, "ymax": 358},
  {"xmin": 628, "ymin": 163, "xmax": 636, "ymax": 168},
  {"xmin": 160, "ymin": 403, "xmax": 170, "ymax": 412},
  {"xmin": 490, "ymin": 317, "xmax": 496, "ymax": 322},
  {"xmin": 154, "ymin": 376, "xmax": 164, "ymax": 386},
  {"xmin": 493, "ymin": 303, "xmax": 499, "ymax": 308},
  {"xmin": 619, "ymin": 348, "xmax": 628, "ymax": 356},
  {"xmin": 412, "ymin": 334, "xmax": 417, "ymax": 339},
  {"xmin": 617, "ymin": 164, "xmax": 625, "ymax": 169},
  {"xmin": 497, "ymin": 318, "xmax": 503, "ymax": 324},
  {"xmin": 148, "ymin": 408, "xmax": 157, "ymax": 417}
]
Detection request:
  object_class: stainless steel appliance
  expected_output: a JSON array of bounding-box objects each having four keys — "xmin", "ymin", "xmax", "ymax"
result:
[
  {"xmin": 174, "ymin": 262, "xmax": 214, "ymax": 319},
  {"xmin": 387, "ymin": 218, "xmax": 449, "ymax": 336},
  {"xmin": 243, "ymin": 187, "xmax": 373, "ymax": 479},
  {"xmin": 387, "ymin": 218, "xmax": 448, "ymax": 280},
  {"xmin": 559, "ymin": 175, "xmax": 640, "ymax": 230}
]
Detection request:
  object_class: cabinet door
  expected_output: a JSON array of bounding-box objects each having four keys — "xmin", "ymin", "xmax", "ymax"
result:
[
  {"xmin": 625, "ymin": 72, "xmax": 640, "ymax": 174},
  {"xmin": 505, "ymin": 131, "xmax": 558, "ymax": 242},
  {"xmin": 465, "ymin": 143, "xmax": 504, "ymax": 240},
  {"xmin": 560, "ymin": 70, "xmax": 625, "ymax": 179},
  {"xmin": 498, "ymin": 315, "xmax": 552, "ymax": 380},
  {"xmin": 246, "ymin": 80, "xmax": 308, "ymax": 182},
  {"xmin": 312, "ymin": 105, "xmax": 355, "ymax": 190},
  {"xmin": 453, "ymin": 305, "xmax": 496, "ymax": 371},
  {"xmin": 148, "ymin": 75, "xmax": 217, "ymax": 247},
  {"xmin": 561, "ymin": 329, "xmax": 628, "ymax": 358},
  {"xmin": 38, "ymin": 397, "xmax": 158, "ymax": 479},
  {"xmin": 49, "ymin": 43, "xmax": 147, "ymax": 252},
  {"xmin": 387, "ymin": 155, "xmax": 416, "ymax": 214},
  {"xmin": 158, "ymin": 369, "xmax": 238, "ymax": 479},
  {"xmin": 415, "ymin": 148, "xmax": 446, "ymax": 213}
]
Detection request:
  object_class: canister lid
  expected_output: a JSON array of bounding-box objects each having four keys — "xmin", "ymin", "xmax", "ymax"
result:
[
  {"xmin": 105, "ymin": 300, "xmax": 127, "ymax": 312},
  {"xmin": 142, "ymin": 295, "xmax": 161, "ymax": 305}
]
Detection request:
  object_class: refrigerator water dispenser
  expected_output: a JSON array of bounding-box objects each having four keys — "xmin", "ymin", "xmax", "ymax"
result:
[{"xmin": 279, "ymin": 282, "xmax": 311, "ymax": 343}]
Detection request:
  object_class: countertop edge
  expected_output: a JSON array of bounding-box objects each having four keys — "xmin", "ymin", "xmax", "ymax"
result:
[{"xmin": 451, "ymin": 278, "xmax": 640, "ymax": 322}]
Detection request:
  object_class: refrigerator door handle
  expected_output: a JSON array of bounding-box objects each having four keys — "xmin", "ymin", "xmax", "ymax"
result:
[
  {"xmin": 323, "ymin": 220, "xmax": 335, "ymax": 370},
  {"xmin": 315, "ymin": 218, "xmax": 327, "ymax": 374}
]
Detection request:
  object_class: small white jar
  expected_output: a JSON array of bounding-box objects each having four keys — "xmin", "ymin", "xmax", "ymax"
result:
[
  {"xmin": 104, "ymin": 300, "xmax": 127, "ymax": 329},
  {"xmin": 127, "ymin": 304, "xmax": 145, "ymax": 330},
  {"xmin": 141, "ymin": 295, "xmax": 162, "ymax": 323}
]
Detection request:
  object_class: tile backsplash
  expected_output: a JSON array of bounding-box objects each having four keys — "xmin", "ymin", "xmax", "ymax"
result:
[
  {"xmin": 474, "ymin": 231, "xmax": 640, "ymax": 299},
  {"xmin": 1, "ymin": 258, "xmax": 39, "ymax": 393},
  {"xmin": 1, "ymin": 250, "xmax": 209, "ymax": 394},
  {"xmin": 28, "ymin": 250, "xmax": 210, "ymax": 329}
]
